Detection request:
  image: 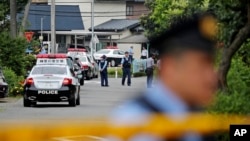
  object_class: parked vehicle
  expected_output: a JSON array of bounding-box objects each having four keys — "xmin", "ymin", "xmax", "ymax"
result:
[
  {"xmin": 0, "ymin": 76, "xmax": 8, "ymax": 98},
  {"xmin": 35, "ymin": 54, "xmax": 84, "ymax": 86},
  {"xmin": 79, "ymin": 56, "xmax": 96, "ymax": 80},
  {"xmin": 94, "ymin": 49, "xmax": 125, "ymax": 67},
  {"xmin": 87, "ymin": 54, "xmax": 99, "ymax": 78},
  {"xmin": 23, "ymin": 65, "xmax": 81, "ymax": 107}
]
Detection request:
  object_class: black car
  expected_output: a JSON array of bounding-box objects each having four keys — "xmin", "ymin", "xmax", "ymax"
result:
[{"xmin": 0, "ymin": 74, "xmax": 8, "ymax": 98}]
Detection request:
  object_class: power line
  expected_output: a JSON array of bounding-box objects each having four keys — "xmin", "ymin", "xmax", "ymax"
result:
[
  {"xmin": 29, "ymin": 9, "xmax": 150, "ymax": 14},
  {"xmin": 28, "ymin": 12, "xmax": 147, "ymax": 17}
]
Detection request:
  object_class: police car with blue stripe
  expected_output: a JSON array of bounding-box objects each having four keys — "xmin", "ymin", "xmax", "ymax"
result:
[{"xmin": 23, "ymin": 54, "xmax": 82, "ymax": 107}]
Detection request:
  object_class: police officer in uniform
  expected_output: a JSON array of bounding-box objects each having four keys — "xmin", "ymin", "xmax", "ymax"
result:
[
  {"xmin": 121, "ymin": 51, "xmax": 132, "ymax": 86},
  {"xmin": 99, "ymin": 55, "xmax": 109, "ymax": 87},
  {"xmin": 111, "ymin": 13, "xmax": 218, "ymax": 141}
]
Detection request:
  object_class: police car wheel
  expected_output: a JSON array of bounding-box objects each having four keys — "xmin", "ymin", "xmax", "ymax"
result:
[
  {"xmin": 76, "ymin": 93, "xmax": 80, "ymax": 105},
  {"xmin": 80, "ymin": 78, "xmax": 84, "ymax": 85},
  {"xmin": 68, "ymin": 93, "xmax": 76, "ymax": 107},
  {"xmin": 23, "ymin": 98, "xmax": 31, "ymax": 107}
]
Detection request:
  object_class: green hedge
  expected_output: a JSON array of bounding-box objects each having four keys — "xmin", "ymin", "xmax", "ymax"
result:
[
  {"xmin": 2, "ymin": 67, "xmax": 24, "ymax": 96},
  {"xmin": 108, "ymin": 67, "xmax": 123, "ymax": 77},
  {"xmin": 133, "ymin": 72, "xmax": 146, "ymax": 77}
]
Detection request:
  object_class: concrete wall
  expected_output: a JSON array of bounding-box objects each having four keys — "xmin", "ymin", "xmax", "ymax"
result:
[
  {"xmin": 118, "ymin": 43, "xmax": 142, "ymax": 59},
  {"xmin": 48, "ymin": 0, "xmax": 126, "ymax": 31}
]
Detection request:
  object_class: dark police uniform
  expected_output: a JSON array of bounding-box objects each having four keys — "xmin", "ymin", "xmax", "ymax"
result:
[
  {"xmin": 99, "ymin": 58, "xmax": 108, "ymax": 86},
  {"xmin": 111, "ymin": 12, "xmax": 217, "ymax": 141},
  {"xmin": 121, "ymin": 56, "xmax": 132, "ymax": 86}
]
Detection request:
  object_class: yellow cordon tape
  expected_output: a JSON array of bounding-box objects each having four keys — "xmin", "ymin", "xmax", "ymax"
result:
[{"xmin": 0, "ymin": 114, "xmax": 249, "ymax": 141}]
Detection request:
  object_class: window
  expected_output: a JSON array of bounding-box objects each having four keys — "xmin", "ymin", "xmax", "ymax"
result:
[
  {"xmin": 113, "ymin": 50, "xmax": 119, "ymax": 54},
  {"xmin": 126, "ymin": 6, "xmax": 133, "ymax": 16},
  {"xmin": 32, "ymin": 66, "xmax": 67, "ymax": 75},
  {"xmin": 79, "ymin": 57, "xmax": 87, "ymax": 62},
  {"xmin": 96, "ymin": 49, "xmax": 111, "ymax": 54}
]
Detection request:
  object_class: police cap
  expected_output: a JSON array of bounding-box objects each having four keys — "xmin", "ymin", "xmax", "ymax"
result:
[{"xmin": 150, "ymin": 12, "xmax": 217, "ymax": 56}]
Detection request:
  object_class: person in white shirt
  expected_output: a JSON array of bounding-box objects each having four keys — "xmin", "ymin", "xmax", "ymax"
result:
[{"xmin": 141, "ymin": 47, "xmax": 148, "ymax": 59}]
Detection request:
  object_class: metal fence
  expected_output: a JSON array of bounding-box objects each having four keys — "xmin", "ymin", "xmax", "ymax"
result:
[{"xmin": 132, "ymin": 59, "xmax": 147, "ymax": 73}]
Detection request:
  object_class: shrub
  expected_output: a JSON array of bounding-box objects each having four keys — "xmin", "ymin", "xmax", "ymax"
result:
[
  {"xmin": 133, "ymin": 72, "xmax": 146, "ymax": 77},
  {"xmin": 2, "ymin": 67, "xmax": 24, "ymax": 96},
  {"xmin": 0, "ymin": 32, "xmax": 26, "ymax": 76},
  {"xmin": 108, "ymin": 67, "xmax": 123, "ymax": 77},
  {"xmin": 23, "ymin": 54, "xmax": 36, "ymax": 71}
]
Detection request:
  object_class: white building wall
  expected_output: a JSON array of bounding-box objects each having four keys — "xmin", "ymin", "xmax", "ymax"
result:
[
  {"xmin": 118, "ymin": 43, "xmax": 142, "ymax": 59},
  {"xmin": 48, "ymin": 0, "xmax": 126, "ymax": 31}
]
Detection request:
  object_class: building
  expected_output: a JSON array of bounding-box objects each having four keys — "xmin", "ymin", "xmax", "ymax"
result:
[
  {"xmin": 19, "ymin": 3, "xmax": 84, "ymax": 50},
  {"xmin": 26, "ymin": 0, "xmax": 149, "ymax": 56},
  {"xmin": 126, "ymin": 0, "xmax": 149, "ymax": 20},
  {"xmin": 90, "ymin": 19, "xmax": 148, "ymax": 59}
]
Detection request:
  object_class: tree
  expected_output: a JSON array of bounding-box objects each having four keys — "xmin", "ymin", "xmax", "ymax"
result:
[
  {"xmin": 0, "ymin": 0, "xmax": 28, "ymax": 33},
  {"xmin": 141, "ymin": 0, "xmax": 250, "ymax": 91},
  {"xmin": 0, "ymin": 32, "xmax": 26, "ymax": 76},
  {"xmin": 10, "ymin": 0, "xmax": 17, "ymax": 38}
]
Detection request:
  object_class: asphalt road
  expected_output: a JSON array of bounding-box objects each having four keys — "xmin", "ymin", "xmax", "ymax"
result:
[{"xmin": 0, "ymin": 77, "xmax": 146, "ymax": 121}]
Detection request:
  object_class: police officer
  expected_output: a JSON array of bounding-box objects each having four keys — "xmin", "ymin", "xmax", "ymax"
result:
[
  {"xmin": 111, "ymin": 13, "xmax": 218, "ymax": 141},
  {"xmin": 145, "ymin": 53, "xmax": 155, "ymax": 88},
  {"xmin": 99, "ymin": 55, "xmax": 109, "ymax": 87},
  {"xmin": 121, "ymin": 51, "xmax": 132, "ymax": 86}
]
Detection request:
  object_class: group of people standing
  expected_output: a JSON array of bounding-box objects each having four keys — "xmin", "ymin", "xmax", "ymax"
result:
[{"xmin": 98, "ymin": 46, "xmax": 157, "ymax": 88}]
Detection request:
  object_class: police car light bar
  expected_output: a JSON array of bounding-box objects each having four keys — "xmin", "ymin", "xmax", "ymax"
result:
[
  {"xmin": 67, "ymin": 48, "xmax": 86, "ymax": 52},
  {"xmin": 36, "ymin": 54, "xmax": 67, "ymax": 59}
]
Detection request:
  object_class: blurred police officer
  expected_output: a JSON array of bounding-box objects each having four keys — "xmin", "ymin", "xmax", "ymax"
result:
[
  {"xmin": 99, "ymin": 55, "xmax": 109, "ymax": 87},
  {"xmin": 121, "ymin": 51, "xmax": 132, "ymax": 86},
  {"xmin": 111, "ymin": 12, "xmax": 218, "ymax": 141},
  {"xmin": 145, "ymin": 53, "xmax": 155, "ymax": 88}
]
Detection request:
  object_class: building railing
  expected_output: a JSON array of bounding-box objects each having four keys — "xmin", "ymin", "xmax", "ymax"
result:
[{"xmin": 132, "ymin": 59, "xmax": 147, "ymax": 73}]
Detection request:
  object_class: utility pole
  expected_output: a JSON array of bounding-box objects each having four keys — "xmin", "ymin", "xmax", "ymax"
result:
[
  {"xmin": 51, "ymin": 0, "xmax": 56, "ymax": 53},
  {"xmin": 91, "ymin": 0, "xmax": 94, "ymax": 57},
  {"xmin": 10, "ymin": 0, "xmax": 17, "ymax": 38}
]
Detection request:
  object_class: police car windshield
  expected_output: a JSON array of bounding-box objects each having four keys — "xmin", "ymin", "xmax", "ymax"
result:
[
  {"xmin": 32, "ymin": 66, "xmax": 67, "ymax": 75},
  {"xmin": 96, "ymin": 49, "xmax": 110, "ymax": 54},
  {"xmin": 79, "ymin": 57, "xmax": 87, "ymax": 62},
  {"xmin": 0, "ymin": 77, "xmax": 5, "ymax": 83}
]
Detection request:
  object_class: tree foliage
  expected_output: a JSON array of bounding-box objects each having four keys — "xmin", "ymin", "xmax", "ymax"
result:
[
  {"xmin": 142, "ymin": 0, "xmax": 250, "ymax": 90},
  {"xmin": 0, "ymin": 32, "xmax": 27, "ymax": 76},
  {"xmin": 0, "ymin": 0, "xmax": 28, "ymax": 32}
]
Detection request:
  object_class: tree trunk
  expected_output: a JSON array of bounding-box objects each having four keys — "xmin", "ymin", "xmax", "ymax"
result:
[
  {"xmin": 218, "ymin": 2, "xmax": 250, "ymax": 91},
  {"xmin": 10, "ymin": 0, "xmax": 17, "ymax": 38},
  {"xmin": 218, "ymin": 25, "xmax": 250, "ymax": 90},
  {"xmin": 18, "ymin": 0, "xmax": 31, "ymax": 37}
]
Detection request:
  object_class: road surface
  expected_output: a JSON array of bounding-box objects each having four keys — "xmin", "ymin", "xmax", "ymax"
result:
[{"xmin": 0, "ymin": 77, "xmax": 146, "ymax": 121}]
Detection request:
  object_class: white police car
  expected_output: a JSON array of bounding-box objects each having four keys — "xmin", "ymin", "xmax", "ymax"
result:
[
  {"xmin": 23, "ymin": 54, "xmax": 82, "ymax": 107},
  {"xmin": 35, "ymin": 54, "xmax": 84, "ymax": 85}
]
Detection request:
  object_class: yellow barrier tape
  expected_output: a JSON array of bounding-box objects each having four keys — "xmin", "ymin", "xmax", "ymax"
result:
[{"xmin": 0, "ymin": 114, "xmax": 249, "ymax": 141}]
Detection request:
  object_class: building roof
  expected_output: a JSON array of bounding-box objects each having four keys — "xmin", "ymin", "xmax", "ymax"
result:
[
  {"xmin": 117, "ymin": 34, "xmax": 148, "ymax": 43},
  {"xmin": 19, "ymin": 4, "xmax": 84, "ymax": 31},
  {"xmin": 90, "ymin": 19, "xmax": 140, "ymax": 32}
]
